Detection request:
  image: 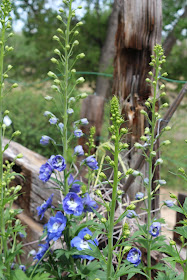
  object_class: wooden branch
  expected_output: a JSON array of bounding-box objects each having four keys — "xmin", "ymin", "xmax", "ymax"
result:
[{"xmin": 124, "ymin": 83, "xmax": 187, "ymax": 192}]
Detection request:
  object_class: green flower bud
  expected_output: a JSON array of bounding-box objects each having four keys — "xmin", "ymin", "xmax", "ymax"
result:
[
  {"xmin": 76, "ymin": 53, "xmax": 85, "ymax": 59},
  {"xmin": 160, "ymin": 92, "xmax": 166, "ymax": 97},
  {"xmin": 122, "ymin": 143, "xmax": 129, "ymax": 149},
  {"xmin": 120, "ymin": 128, "xmax": 128, "ymax": 134},
  {"xmin": 2, "ymin": 124, "xmax": 6, "ymax": 130},
  {"xmin": 170, "ymin": 193, "xmax": 177, "ymax": 199},
  {"xmin": 105, "ymin": 156, "xmax": 111, "ymax": 162},
  {"xmin": 80, "ymin": 93, "xmax": 88, "ymax": 99},
  {"xmin": 160, "ymin": 85, "xmax": 165, "ymax": 90},
  {"xmin": 51, "ymin": 58, "xmax": 58, "ymax": 64},
  {"xmin": 145, "ymin": 78, "xmax": 151, "ymax": 83},
  {"xmin": 140, "ymin": 135, "xmax": 147, "ymax": 141},
  {"xmin": 73, "ymin": 40, "xmax": 79, "ymax": 46},
  {"xmin": 4, "ymin": 110, "xmax": 9, "ymax": 115},
  {"xmin": 117, "ymin": 190, "xmax": 123, "ymax": 196},
  {"xmin": 59, "ymin": 8, "xmax": 64, "ymax": 13},
  {"xmin": 101, "ymin": 218, "xmax": 107, "ymax": 223},
  {"xmin": 12, "ymin": 130, "xmax": 21, "ymax": 137},
  {"xmin": 3, "ymin": 74, "xmax": 8, "ymax": 78},
  {"xmin": 8, "ymin": 32, "xmax": 14, "ymax": 38},
  {"xmin": 78, "ymin": 5, "xmax": 82, "ymax": 9},
  {"xmin": 150, "ymin": 151, "xmax": 156, "ymax": 157},
  {"xmin": 126, "ymin": 168, "xmax": 134, "ymax": 175},
  {"xmin": 9, "ymin": 209, "xmax": 15, "ymax": 215},
  {"xmin": 178, "ymin": 167, "xmax": 185, "ymax": 174},
  {"xmin": 111, "ymin": 135, "xmax": 116, "ymax": 141},
  {"xmin": 124, "ymin": 246, "xmax": 131, "ymax": 253},
  {"xmin": 54, "ymin": 49, "xmax": 61, "ymax": 56},
  {"xmin": 76, "ymin": 21, "xmax": 83, "ymax": 27},
  {"xmin": 48, "ymin": 71, "xmax": 57, "ymax": 79},
  {"xmin": 57, "ymin": 15, "xmax": 62, "ymax": 21},
  {"xmin": 84, "ymin": 234, "xmax": 92, "ymax": 240},
  {"xmin": 17, "ymin": 153, "xmax": 23, "ymax": 159},
  {"xmin": 162, "ymin": 72, "xmax": 168, "ymax": 77},
  {"xmin": 76, "ymin": 77, "xmax": 85, "ymax": 84},
  {"xmin": 66, "ymin": 44, "xmax": 70, "ymax": 49},
  {"xmin": 161, "ymin": 103, "xmax": 169, "ymax": 108},
  {"xmin": 7, "ymin": 65, "xmax": 13, "ymax": 71},
  {"xmin": 170, "ymin": 240, "xmax": 176, "ymax": 246},
  {"xmin": 57, "ymin": 28, "xmax": 63, "ymax": 34},
  {"xmin": 127, "ymin": 204, "xmax": 136, "ymax": 210},
  {"xmin": 99, "ymin": 172, "xmax": 107, "ymax": 179},
  {"xmin": 54, "ymin": 79, "xmax": 61, "ymax": 85},
  {"xmin": 145, "ymin": 127, "xmax": 150, "ymax": 134},
  {"xmin": 162, "ymin": 140, "xmax": 171, "ymax": 146},
  {"xmin": 15, "ymin": 185, "xmax": 22, "ymax": 192},
  {"xmin": 53, "ymin": 35, "xmax": 60, "ymax": 41},
  {"xmin": 74, "ymin": 30, "xmax": 79, "ymax": 35},
  {"xmin": 95, "ymin": 189, "xmax": 102, "ymax": 197},
  {"xmin": 134, "ymin": 142, "xmax": 143, "ymax": 149},
  {"xmin": 81, "ymin": 184, "xmax": 87, "ymax": 194},
  {"xmin": 164, "ymin": 126, "xmax": 171, "ymax": 131}
]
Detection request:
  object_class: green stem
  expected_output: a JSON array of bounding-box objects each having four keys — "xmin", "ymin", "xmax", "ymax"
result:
[
  {"xmin": 146, "ymin": 56, "xmax": 159, "ymax": 279},
  {"xmin": 0, "ymin": 18, "xmax": 8, "ymax": 260},
  {"xmin": 184, "ymin": 245, "xmax": 187, "ymax": 280},
  {"xmin": 63, "ymin": 0, "xmax": 73, "ymax": 196},
  {"xmin": 107, "ymin": 131, "xmax": 119, "ymax": 280}
]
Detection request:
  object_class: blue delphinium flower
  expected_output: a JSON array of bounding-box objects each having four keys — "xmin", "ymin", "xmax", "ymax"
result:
[
  {"xmin": 74, "ymin": 145, "xmax": 84, "ymax": 156},
  {"xmin": 144, "ymin": 177, "xmax": 149, "ymax": 185},
  {"xmin": 126, "ymin": 210, "xmax": 138, "ymax": 218},
  {"xmin": 11, "ymin": 263, "xmax": 15, "ymax": 269},
  {"xmin": 82, "ymin": 193, "xmax": 98, "ymax": 212},
  {"xmin": 37, "ymin": 194, "xmax": 54, "ymax": 220},
  {"xmin": 46, "ymin": 211, "xmax": 67, "ymax": 241},
  {"xmin": 84, "ymin": 155, "xmax": 98, "ymax": 170},
  {"xmin": 127, "ymin": 248, "xmax": 141, "ymax": 267},
  {"xmin": 58, "ymin": 122, "xmax": 64, "ymax": 132},
  {"xmin": 39, "ymin": 162, "xmax": 53, "ymax": 182},
  {"xmin": 19, "ymin": 265, "xmax": 26, "ymax": 272},
  {"xmin": 50, "ymin": 155, "xmax": 66, "ymax": 172},
  {"xmin": 74, "ymin": 129, "xmax": 83, "ymax": 138},
  {"xmin": 164, "ymin": 200, "xmax": 174, "ymax": 208},
  {"xmin": 80, "ymin": 118, "xmax": 89, "ymax": 125},
  {"xmin": 18, "ymin": 232, "xmax": 26, "ymax": 238},
  {"xmin": 34, "ymin": 242, "xmax": 49, "ymax": 261},
  {"xmin": 67, "ymin": 108, "xmax": 74, "ymax": 114},
  {"xmin": 40, "ymin": 135, "xmax": 52, "ymax": 146},
  {"xmin": 71, "ymin": 227, "xmax": 98, "ymax": 260},
  {"xmin": 49, "ymin": 117, "xmax": 58, "ymax": 124},
  {"xmin": 63, "ymin": 192, "xmax": 83, "ymax": 216},
  {"xmin": 68, "ymin": 174, "xmax": 81, "ymax": 193},
  {"xmin": 149, "ymin": 222, "xmax": 161, "ymax": 237},
  {"xmin": 135, "ymin": 192, "xmax": 144, "ymax": 200}
]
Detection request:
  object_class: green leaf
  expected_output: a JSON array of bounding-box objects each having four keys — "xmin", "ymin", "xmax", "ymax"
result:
[
  {"xmin": 183, "ymin": 197, "xmax": 187, "ymax": 213},
  {"xmin": 10, "ymin": 269, "xmax": 29, "ymax": 280},
  {"xmin": 174, "ymin": 226, "xmax": 187, "ymax": 239},
  {"xmin": 32, "ymin": 272, "xmax": 51, "ymax": 280}
]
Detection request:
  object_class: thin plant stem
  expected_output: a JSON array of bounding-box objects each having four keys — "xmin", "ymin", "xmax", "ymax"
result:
[{"xmin": 107, "ymin": 129, "xmax": 120, "ymax": 280}]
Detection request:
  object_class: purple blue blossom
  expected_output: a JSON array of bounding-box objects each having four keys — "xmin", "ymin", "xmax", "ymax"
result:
[
  {"xmin": 71, "ymin": 227, "xmax": 98, "ymax": 260},
  {"xmin": 18, "ymin": 232, "xmax": 26, "ymax": 238},
  {"xmin": 67, "ymin": 108, "xmax": 74, "ymax": 114},
  {"xmin": 80, "ymin": 118, "xmax": 89, "ymax": 125},
  {"xmin": 49, "ymin": 117, "xmax": 58, "ymax": 125},
  {"xmin": 39, "ymin": 162, "xmax": 53, "ymax": 182},
  {"xmin": 135, "ymin": 192, "xmax": 144, "ymax": 200},
  {"xmin": 74, "ymin": 145, "xmax": 84, "ymax": 156},
  {"xmin": 34, "ymin": 242, "xmax": 49, "ymax": 261},
  {"xmin": 84, "ymin": 155, "xmax": 98, "ymax": 170},
  {"xmin": 126, "ymin": 210, "xmax": 138, "ymax": 219},
  {"xmin": 82, "ymin": 193, "xmax": 98, "ymax": 212},
  {"xmin": 50, "ymin": 155, "xmax": 66, "ymax": 172},
  {"xmin": 74, "ymin": 129, "xmax": 83, "ymax": 138},
  {"xmin": 46, "ymin": 211, "xmax": 67, "ymax": 241},
  {"xmin": 58, "ymin": 122, "xmax": 64, "ymax": 132},
  {"xmin": 37, "ymin": 194, "xmax": 54, "ymax": 220},
  {"xmin": 149, "ymin": 222, "xmax": 161, "ymax": 237},
  {"xmin": 68, "ymin": 174, "xmax": 81, "ymax": 193},
  {"xmin": 40, "ymin": 135, "xmax": 52, "ymax": 146},
  {"xmin": 63, "ymin": 192, "xmax": 83, "ymax": 216},
  {"xmin": 164, "ymin": 200, "xmax": 174, "ymax": 208},
  {"xmin": 19, "ymin": 265, "xmax": 26, "ymax": 272},
  {"xmin": 127, "ymin": 248, "xmax": 141, "ymax": 267}
]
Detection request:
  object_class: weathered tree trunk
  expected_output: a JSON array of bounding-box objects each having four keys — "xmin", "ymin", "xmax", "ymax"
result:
[
  {"xmin": 112, "ymin": 0, "xmax": 162, "ymax": 206},
  {"xmin": 95, "ymin": 0, "xmax": 120, "ymax": 99}
]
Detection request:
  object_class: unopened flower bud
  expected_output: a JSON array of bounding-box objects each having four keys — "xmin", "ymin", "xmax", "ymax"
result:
[
  {"xmin": 76, "ymin": 77, "xmax": 85, "ymax": 84},
  {"xmin": 120, "ymin": 128, "xmax": 128, "ymax": 134},
  {"xmin": 155, "ymin": 158, "xmax": 163, "ymax": 165},
  {"xmin": 126, "ymin": 168, "xmax": 134, "ymax": 175},
  {"xmin": 51, "ymin": 58, "xmax": 58, "ymax": 64},
  {"xmin": 48, "ymin": 71, "xmax": 57, "ymax": 79},
  {"xmin": 178, "ymin": 167, "xmax": 185, "ymax": 174},
  {"xmin": 127, "ymin": 204, "xmax": 136, "ymax": 210},
  {"xmin": 71, "ymin": 69, "xmax": 76, "ymax": 73},
  {"xmin": 57, "ymin": 15, "xmax": 62, "ymax": 21},
  {"xmin": 76, "ymin": 53, "xmax": 85, "ymax": 59},
  {"xmin": 17, "ymin": 153, "xmax": 23, "ymax": 159},
  {"xmin": 57, "ymin": 28, "xmax": 63, "ymax": 34},
  {"xmin": 84, "ymin": 234, "xmax": 92, "ymax": 240},
  {"xmin": 124, "ymin": 246, "xmax": 131, "ymax": 253},
  {"xmin": 164, "ymin": 126, "xmax": 171, "ymax": 131},
  {"xmin": 170, "ymin": 240, "xmax": 176, "ymax": 246},
  {"xmin": 76, "ymin": 21, "xmax": 83, "ymax": 27},
  {"xmin": 161, "ymin": 103, "xmax": 169, "ymax": 108},
  {"xmin": 80, "ymin": 93, "xmax": 88, "ymax": 99},
  {"xmin": 117, "ymin": 190, "xmax": 123, "ymax": 196},
  {"xmin": 54, "ymin": 49, "xmax": 61, "ymax": 56},
  {"xmin": 150, "ymin": 151, "xmax": 156, "ymax": 157},
  {"xmin": 101, "ymin": 218, "xmax": 107, "ymax": 223},
  {"xmin": 95, "ymin": 190, "xmax": 102, "ymax": 197},
  {"xmin": 12, "ymin": 130, "xmax": 21, "ymax": 137},
  {"xmin": 160, "ymin": 84, "xmax": 165, "ymax": 90},
  {"xmin": 7, "ymin": 65, "xmax": 13, "ymax": 70},
  {"xmin": 162, "ymin": 140, "xmax": 171, "ymax": 146},
  {"xmin": 170, "ymin": 193, "xmax": 177, "ymax": 199}
]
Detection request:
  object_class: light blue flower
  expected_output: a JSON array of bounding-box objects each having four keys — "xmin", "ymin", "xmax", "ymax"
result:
[
  {"xmin": 39, "ymin": 162, "xmax": 53, "ymax": 182},
  {"xmin": 74, "ymin": 145, "xmax": 84, "ymax": 156},
  {"xmin": 40, "ymin": 135, "xmax": 52, "ymax": 146},
  {"xmin": 149, "ymin": 222, "xmax": 161, "ymax": 237},
  {"xmin": 135, "ymin": 192, "xmax": 144, "ymax": 200},
  {"xmin": 82, "ymin": 193, "xmax": 98, "ymax": 212},
  {"xmin": 50, "ymin": 155, "xmax": 66, "ymax": 172},
  {"xmin": 58, "ymin": 122, "xmax": 64, "ymax": 132},
  {"xmin": 34, "ymin": 242, "xmax": 49, "ymax": 261},
  {"xmin": 127, "ymin": 248, "xmax": 141, "ymax": 267},
  {"xmin": 74, "ymin": 129, "xmax": 83, "ymax": 138},
  {"xmin": 71, "ymin": 227, "xmax": 98, "ymax": 260},
  {"xmin": 19, "ymin": 265, "xmax": 26, "ymax": 272},
  {"xmin": 46, "ymin": 211, "xmax": 67, "ymax": 241},
  {"xmin": 126, "ymin": 210, "xmax": 138, "ymax": 219},
  {"xmin": 37, "ymin": 194, "xmax": 54, "ymax": 220},
  {"xmin": 63, "ymin": 192, "xmax": 83, "ymax": 216},
  {"xmin": 49, "ymin": 117, "xmax": 58, "ymax": 124},
  {"xmin": 84, "ymin": 155, "xmax": 98, "ymax": 170},
  {"xmin": 67, "ymin": 108, "xmax": 74, "ymax": 114},
  {"xmin": 164, "ymin": 200, "xmax": 174, "ymax": 208},
  {"xmin": 68, "ymin": 174, "xmax": 81, "ymax": 193}
]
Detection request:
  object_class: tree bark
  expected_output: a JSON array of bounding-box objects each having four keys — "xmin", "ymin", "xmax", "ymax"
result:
[
  {"xmin": 163, "ymin": 5, "xmax": 187, "ymax": 57},
  {"xmin": 112, "ymin": 0, "xmax": 162, "ymax": 205},
  {"xmin": 95, "ymin": 0, "xmax": 120, "ymax": 99}
]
